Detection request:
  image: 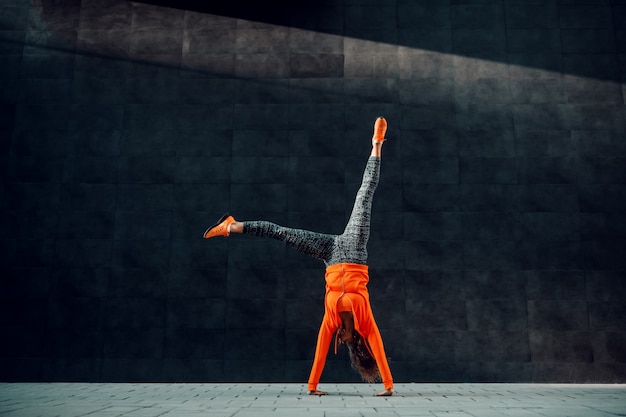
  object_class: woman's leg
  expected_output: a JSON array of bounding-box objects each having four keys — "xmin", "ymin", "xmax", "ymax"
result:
[
  {"xmin": 207, "ymin": 217, "xmax": 335, "ymax": 262},
  {"xmin": 205, "ymin": 117, "xmax": 387, "ymax": 266},
  {"xmin": 327, "ymin": 118, "xmax": 386, "ymax": 265},
  {"xmin": 241, "ymin": 221, "xmax": 335, "ymax": 263},
  {"xmin": 340, "ymin": 156, "xmax": 380, "ymax": 252}
]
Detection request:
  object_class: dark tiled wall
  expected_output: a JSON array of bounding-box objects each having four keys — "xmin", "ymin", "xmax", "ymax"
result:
[{"xmin": 1, "ymin": 0, "xmax": 625, "ymax": 383}]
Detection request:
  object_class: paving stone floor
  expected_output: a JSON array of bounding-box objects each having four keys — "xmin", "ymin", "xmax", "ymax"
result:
[{"xmin": 0, "ymin": 383, "xmax": 625, "ymax": 417}]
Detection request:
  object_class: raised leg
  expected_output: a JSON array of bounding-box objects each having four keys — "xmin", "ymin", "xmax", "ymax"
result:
[{"xmin": 243, "ymin": 221, "xmax": 335, "ymax": 263}]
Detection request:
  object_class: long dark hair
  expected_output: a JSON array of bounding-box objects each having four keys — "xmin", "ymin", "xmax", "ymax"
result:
[{"xmin": 345, "ymin": 331, "xmax": 380, "ymax": 383}]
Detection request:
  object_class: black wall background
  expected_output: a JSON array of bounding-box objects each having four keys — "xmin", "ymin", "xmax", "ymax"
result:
[{"xmin": 1, "ymin": 0, "xmax": 625, "ymax": 383}]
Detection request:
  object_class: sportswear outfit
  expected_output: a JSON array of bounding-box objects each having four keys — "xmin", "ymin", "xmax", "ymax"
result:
[{"xmin": 243, "ymin": 156, "xmax": 393, "ymax": 392}]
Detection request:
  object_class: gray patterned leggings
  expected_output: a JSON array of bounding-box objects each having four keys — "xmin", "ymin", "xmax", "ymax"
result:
[{"xmin": 243, "ymin": 156, "xmax": 380, "ymax": 266}]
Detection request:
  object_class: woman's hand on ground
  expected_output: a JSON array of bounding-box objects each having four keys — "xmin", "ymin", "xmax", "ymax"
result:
[{"xmin": 375, "ymin": 388, "xmax": 394, "ymax": 396}]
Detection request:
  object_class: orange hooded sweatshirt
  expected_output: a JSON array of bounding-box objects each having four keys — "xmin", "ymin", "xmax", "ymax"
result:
[{"xmin": 307, "ymin": 263, "xmax": 393, "ymax": 391}]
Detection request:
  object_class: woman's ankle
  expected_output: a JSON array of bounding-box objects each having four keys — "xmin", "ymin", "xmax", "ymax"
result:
[{"xmin": 229, "ymin": 221, "xmax": 243, "ymax": 234}]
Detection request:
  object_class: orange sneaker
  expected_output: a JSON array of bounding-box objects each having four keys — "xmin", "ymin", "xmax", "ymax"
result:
[
  {"xmin": 373, "ymin": 117, "xmax": 387, "ymax": 143},
  {"xmin": 204, "ymin": 213, "xmax": 236, "ymax": 238}
]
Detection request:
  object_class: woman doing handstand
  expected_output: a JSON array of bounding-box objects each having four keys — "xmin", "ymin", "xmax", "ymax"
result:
[{"xmin": 204, "ymin": 117, "xmax": 394, "ymax": 396}]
